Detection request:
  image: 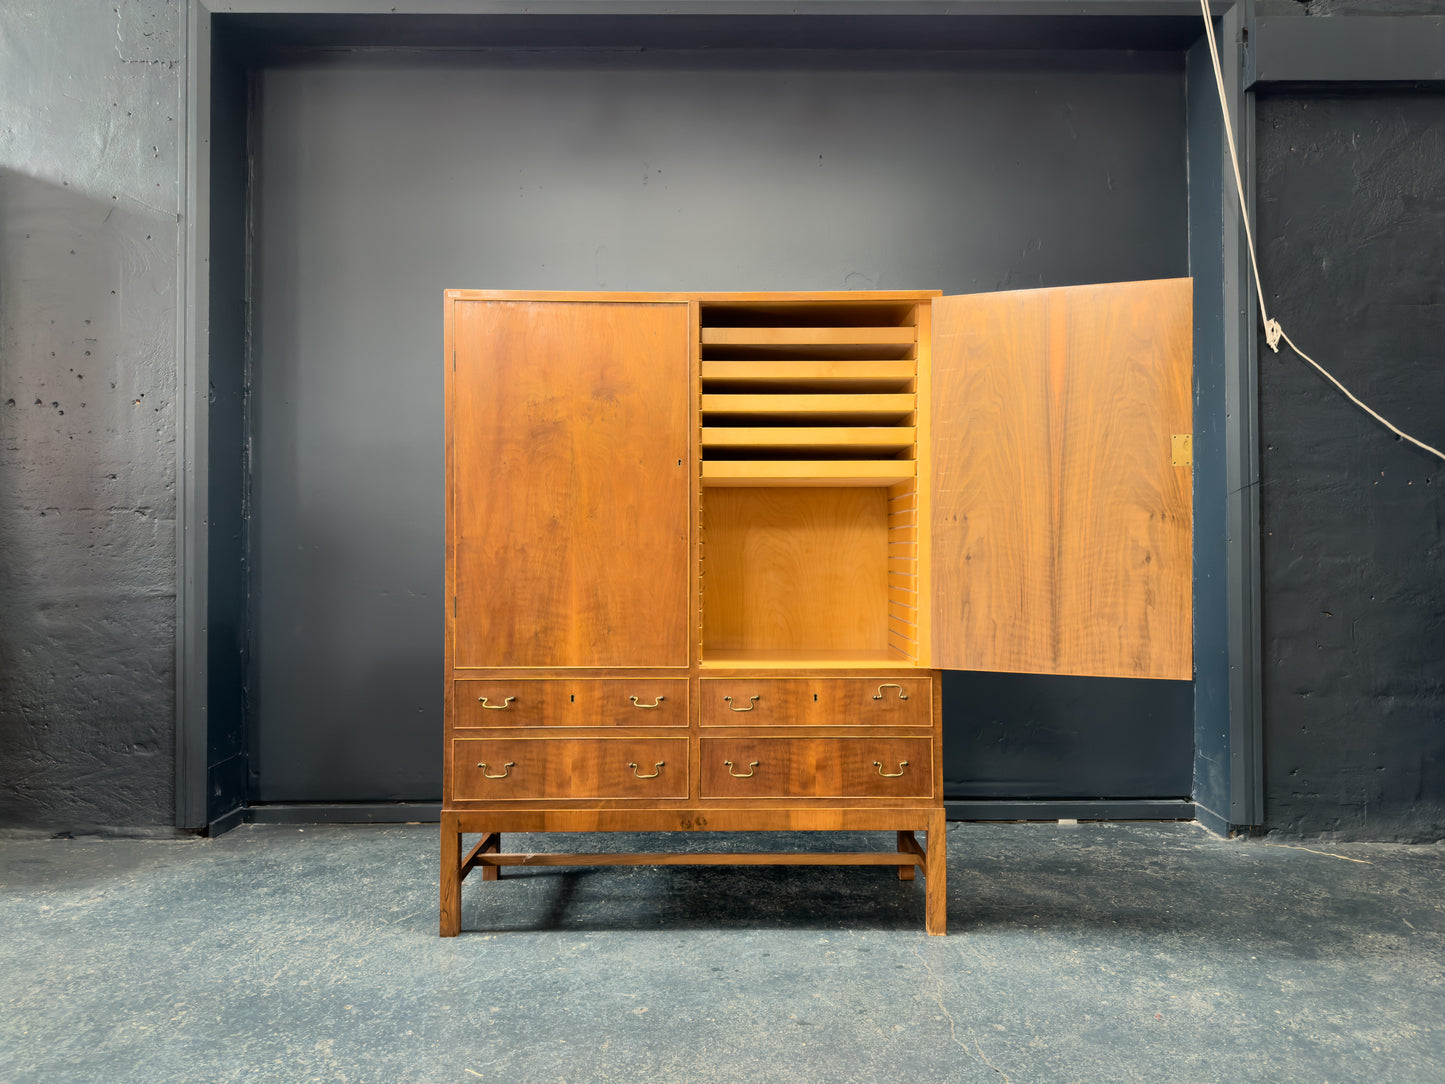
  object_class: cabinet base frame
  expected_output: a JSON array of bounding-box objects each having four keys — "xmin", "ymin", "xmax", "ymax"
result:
[{"xmin": 439, "ymin": 809, "xmax": 947, "ymax": 937}]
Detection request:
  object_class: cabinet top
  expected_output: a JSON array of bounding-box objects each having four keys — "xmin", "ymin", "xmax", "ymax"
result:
[{"xmin": 444, "ymin": 289, "xmax": 943, "ymax": 304}]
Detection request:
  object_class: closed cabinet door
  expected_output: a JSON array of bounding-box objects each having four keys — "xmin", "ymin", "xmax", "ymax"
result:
[{"xmin": 449, "ymin": 299, "xmax": 691, "ymax": 667}]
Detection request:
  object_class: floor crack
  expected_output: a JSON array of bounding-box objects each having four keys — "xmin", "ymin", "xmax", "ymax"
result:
[
  {"xmin": 1262, "ymin": 842, "xmax": 1372, "ymax": 864},
  {"xmin": 911, "ymin": 942, "xmax": 1012, "ymax": 1082}
]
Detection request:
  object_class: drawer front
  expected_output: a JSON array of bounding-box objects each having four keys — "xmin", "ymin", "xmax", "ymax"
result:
[
  {"xmin": 453, "ymin": 680, "xmax": 687, "ymax": 728},
  {"xmin": 452, "ymin": 737, "xmax": 688, "ymax": 800},
  {"xmin": 699, "ymin": 677, "xmax": 930, "ymax": 728},
  {"xmin": 700, "ymin": 737, "xmax": 932, "ymax": 799}
]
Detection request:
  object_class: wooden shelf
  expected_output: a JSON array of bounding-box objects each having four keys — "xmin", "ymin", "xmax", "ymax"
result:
[
  {"xmin": 701, "ymin": 427, "xmax": 917, "ymax": 453},
  {"xmin": 702, "ymin": 461, "xmax": 915, "ymax": 486},
  {"xmin": 699, "ymin": 361, "xmax": 913, "ymax": 396},
  {"xmin": 697, "ymin": 307, "xmax": 920, "ymax": 478},
  {"xmin": 700, "ymin": 649, "xmax": 921, "ymax": 669},
  {"xmin": 701, "ymin": 326, "xmax": 916, "ymax": 347},
  {"xmin": 699, "ymin": 358, "xmax": 913, "ymax": 384},
  {"xmin": 701, "ymin": 393, "xmax": 914, "ymax": 418}
]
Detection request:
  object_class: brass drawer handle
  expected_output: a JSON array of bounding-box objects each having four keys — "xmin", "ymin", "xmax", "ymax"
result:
[
  {"xmin": 478, "ymin": 696, "xmax": 515, "ymax": 710},
  {"xmin": 872, "ymin": 684, "xmax": 908, "ymax": 701},
  {"xmin": 630, "ymin": 695, "xmax": 666, "ymax": 709},
  {"xmin": 628, "ymin": 761, "xmax": 664, "ymax": 779},
  {"xmin": 723, "ymin": 695, "xmax": 760, "ymax": 713},
  {"xmin": 874, "ymin": 760, "xmax": 909, "ymax": 778},
  {"xmin": 724, "ymin": 760, "xmax": 759, "ymax": 778},
  {"xmin": 477, "ymin": 761, "xmax": 515, "ymax": 779}
]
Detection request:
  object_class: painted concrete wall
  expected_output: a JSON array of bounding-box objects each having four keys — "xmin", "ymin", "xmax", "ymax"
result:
[
  {"xmin": 0, "ymin": 0, "xmax": 179, "ymax": 830},
  {"xmin": 1256, "ymin": 88, "xmax": 1445, "ymax": 840},
  {"xmin": 2, "ymin": 0, "xmax": 1441, "ymax": 839},
  {"xmin": 242, "ymin": 51, "xmax": 1193, "ymax": 806}
]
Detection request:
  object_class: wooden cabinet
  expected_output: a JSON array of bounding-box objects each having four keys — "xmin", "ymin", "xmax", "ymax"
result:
[{"xmin": 442, "ymin": 281, "xmax": 1192, "ymax": 937}]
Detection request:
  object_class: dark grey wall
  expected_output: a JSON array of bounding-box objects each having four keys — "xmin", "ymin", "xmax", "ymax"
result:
[
  {"xmin": 18, "ymin": 4, "xmax": 1436, "ymax": 839},
  {"xmin": 1185, "ymin": 29, "xmax": 1233, "ymax": 826},
  {"xmin": 245, "ymin": 48, "xmax": 1194, "ymax": 803},
  {"xmin": 0, "ymin": 0, "xmax": 180, "ymax": 831},
  {"xmin": 206, "ymin": 30, "xmax": 252, "ymax": 823},
  {"xmin": 1255, "ymin": 88, "xmax": 1445, "ymax": 840}
]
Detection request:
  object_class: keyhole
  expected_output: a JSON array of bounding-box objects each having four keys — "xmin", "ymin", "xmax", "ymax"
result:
[
  {"xmin": 570, "ymin": 694, "xmax": 575, "ymax": 702},
  {"xmin": 813, "ymin": 693, "xmax": 818, "ymax": 701}
]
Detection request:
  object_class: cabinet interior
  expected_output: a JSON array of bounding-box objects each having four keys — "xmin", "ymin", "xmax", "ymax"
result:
[{"xmin": 697, "ymin": 298, "xmax": 924, "ymax": 668}]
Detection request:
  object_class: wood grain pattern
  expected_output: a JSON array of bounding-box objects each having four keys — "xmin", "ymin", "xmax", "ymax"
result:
[
  {"xmin": 913, "ymin": 299, "xmax": 934, "ymax": 670},
  {"xmin": 702, "ymin": 487, "xmax": 889, "ymax": 657},
  {"xmin": 701, "ymin": 360, "xmax": 917, "ymax": 387},
  {"xmin": 699, "ymin": 677, "xmax": 931, "ymax": 728},
  {"xmin": 447, "ymin": 290, "xmax": 938, "ymax": 304},
  {"xmin": 701, "ymin": 427, "xmax": 916, "ymax": 452},
  {"xmin": 440, "ymin": 813, "xmax": 461, "ymax": 936},
  {"xmin": 699, "ymin": 737, "xmax": 932, "ymax": 798},
  {"xmin": 698, "ymin": 649, "xmax": 912, "ymax": 668},
  {"xmin": 701, "ymin": 393, "xmax": 914, "ymax": 417},
  {"xmin": 928, "ymin": 279, "xmax": 1193, "ymax": 679},
  {"xmin": 886, "ymin": 473, "xmax": 921, "ymax": 663},
  {"xmin": 445, "ymin": 800, "xmax": 942, "ymax": 831},
  {"xmin": 451, "ymin": 300, "xmax": 690, "ymax": 667},
  {"xmin": 445, "ymin": 291, "xmax": 946, "ymax": 936},
  {"xmin": 925, "ymin": 808, "xmax": 947, "ymax": 935},
  {"xmin": 701, "ymin": 461, "xmax": 914, "ymax": 487},
  {"xmin": 453, "ymin": 680, "xmax": 688, "ymax": 728},
  {"xmin": 462, "ymin": 832, "xmax": 503, "ymax": 882},
  {"xmin": 473, "ymin": 851, "xmax": 923, "ymax": 868},
  {"xmin": 896, "ymin": 830, "xmax": 919, "ymax": 880},
  {"xmin": 702, "ymin": 327, "xmax": 916, "ymax": 346},
  {"xmin": 452, "ymin": 737, "xmax": 689, "ymax": 800}
]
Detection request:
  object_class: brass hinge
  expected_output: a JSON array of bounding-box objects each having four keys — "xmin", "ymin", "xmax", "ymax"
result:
[{"xmin": 1172, "ymin": 434, "xmax": 1193, "ymax": 467}]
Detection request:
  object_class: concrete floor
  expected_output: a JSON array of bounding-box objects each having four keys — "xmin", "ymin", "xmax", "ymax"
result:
[{"xmin": 1, "ymin": 822, "xmax": 1441, "ymax": 1083}]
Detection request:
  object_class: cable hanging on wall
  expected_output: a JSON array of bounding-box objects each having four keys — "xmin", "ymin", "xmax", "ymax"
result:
[{"xmin": 1198, "ymin": 0, "xmax": 1444, "ymax": 464}]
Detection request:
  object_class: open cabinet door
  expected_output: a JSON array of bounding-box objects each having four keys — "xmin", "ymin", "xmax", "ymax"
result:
[{"xmin": 927, "ymin": 279, "xmax": 1193, "ymax": 679}]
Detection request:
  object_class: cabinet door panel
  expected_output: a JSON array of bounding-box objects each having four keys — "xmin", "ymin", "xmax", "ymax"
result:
[
  {"xmin": 928, "ymin": 280, "xmax": 1192, "ymax": 680},
  {"xmin": 451, "ymin": 300, "xmax": 690, "ymax": 667}
]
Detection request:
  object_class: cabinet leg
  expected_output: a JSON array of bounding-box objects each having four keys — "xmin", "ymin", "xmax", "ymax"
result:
[
  {"xmin": 896, "ymin": 831, "xmax": 917, "ymax": 880},
  {"xmin": 924, "ymin": 810, "xmax": 947, "ymax": 936},
  {"xmin": 481, "ymin": 831, "xmax": 501, "ymax": 881},
  {"xmin": 440, "ymin": 815, "xmax": 462, "ymax": 937}
]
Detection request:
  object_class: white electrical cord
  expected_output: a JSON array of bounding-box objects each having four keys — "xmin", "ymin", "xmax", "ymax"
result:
[{"xmin": 1199, "ymin": 0, "xmax": 1445, "ymax": 463}]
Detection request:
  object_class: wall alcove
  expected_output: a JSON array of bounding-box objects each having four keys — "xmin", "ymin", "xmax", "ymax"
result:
[{"xmin": 185, "ymin": 3, "xmax": 1235, "ymax": 832}]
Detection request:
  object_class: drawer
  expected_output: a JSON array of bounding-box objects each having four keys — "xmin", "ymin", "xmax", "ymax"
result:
[
  {"xmin": 699, "ymin": 677, "xmax": 930, "ymax": 728},
  {"xmin": 700, "ymin": 736, "xmax": 932, "ymax": 799},
  {"xmin": 453, "ymin": 680, "xmax": 687, "ymax": 728},
  {"xmin": 451, "ymin": 737, "xmax": 689, "ymax": 800}
]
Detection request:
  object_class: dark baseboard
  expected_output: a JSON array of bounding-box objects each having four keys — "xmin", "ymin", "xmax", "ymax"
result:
[
  {"xmin": 944, "ymin": 799, "xmax": 1195, "ymax": 822},
  {"xmin": 1192, "ymin": 802, "xmax": 1235, "ymax": 837},
  {"xmin": 236, "ymin": 802, "xmax": 442, "ymax": 827},
  {"xmin": 212, "ymin": 799, "xmax": 1195, "ymax": 833},
  {"xmin": 206, "ymin": 805, "xmax": 248, "ymax": 837}
]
